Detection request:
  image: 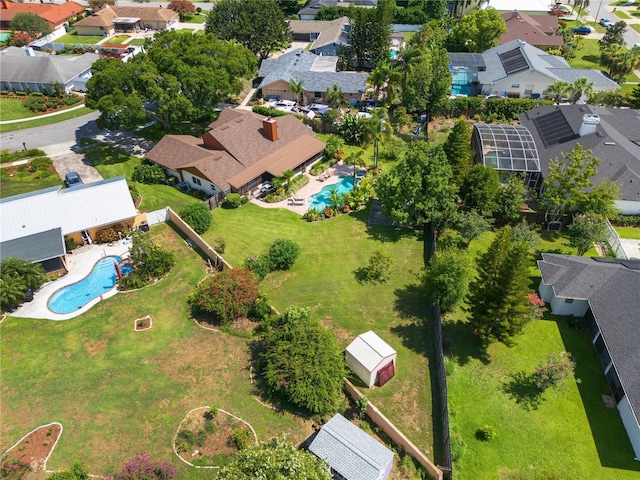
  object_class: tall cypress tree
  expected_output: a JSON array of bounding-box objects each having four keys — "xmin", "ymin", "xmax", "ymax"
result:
[
  {"xmin": 443, "ymin": 118, "xmax": 473, "ymax": 186},
  {"xmin": 468, "ymin": 227, "xmax": 532, "ymax": 346}
]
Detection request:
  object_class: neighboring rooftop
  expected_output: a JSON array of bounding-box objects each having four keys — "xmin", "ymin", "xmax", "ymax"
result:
[
  {"xmin": 298, "ymin": 0, "xmax": 377, "ymax": 19},
  {"xmin": 500, "ymin": 10, "xmax": 563, "ymax": 48},
  {"xmin": 0, "ymin": 50, "xmax": 99, "ymax": 85},
  {"xmin": 0, "ymin": 0, "xmax": 84, "ymax": 27},
  {"xmin": 289, "ymin": 16, "xmax": 349, "ymax": 51},
  {"xmin": 73, "ymin": 4, "xmax": 177, "ymax": 28}
]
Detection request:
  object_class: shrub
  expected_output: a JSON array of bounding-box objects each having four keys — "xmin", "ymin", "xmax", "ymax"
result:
[
  {"xmin": 251, "ymin": 105, "xmax": 288, "ymax": 117},
  {"xmin": 229, "ymin": 428, "xmax": 252, "ymax": 450},
  {"xmin": 355, "ymin": 396, "xmax": 368, "ymax": 419},
  {"xmin": 213, "ymin": 236, "xmax": 226, "ymax": 253},
  {"xmin": 476, "ymin": 425, "xmax": 497, "ymax": 441},
  {"xmin": 534, "ymin": 352, "xmax": 576, "ymax": 392},
  {"xmin": 249, "ymin": 293, "xmax": 272, "ymax": 321},
  {"xmin": 132, "ymin": 163, "xmax": 165, "ymax": 184},
  {"xmin": 176, "ymin": 429, "xmax": 195, "ymax": 452},
  {"xmin": 450, "ymin": 434, "xmax": 467, "ymax": 461},
  {"xmin": 111, "ymin": 454, "xmax": 177, "ymax": 480},
  {"xmin": 0, "ymin": 458, "xmax": 32, "ymax": 480},
  {"xmin": 189, "ymin": 267, "xmax": 260, "ymax": 324},
  {"xmin": 179, "ymin": 201, "xmax": 212, "ymax": 234},
  {"xmin": 96, "ymin": 228, "xmax": 119, "ymax": 244},
  {"xmin": 268, "ymin": 238, "xmax": 301, "ymax": 271},
  {"xmin": 225, "ymin": 193, "xmax": 242, "ymax": 208},
  {"xmin": 121, "ymin": 233, "xmax": 175, "ymax": 289},
  {"xmin": 244, "ymin": 254, "xmax": 270, "ymax": 280},
  {"xmin": 364, "ymin": 248, "xmax": 393, "ymax": 283},
  {"xmin": 28, "ymin": 156, "xmax": 52, "ymax": 172}
]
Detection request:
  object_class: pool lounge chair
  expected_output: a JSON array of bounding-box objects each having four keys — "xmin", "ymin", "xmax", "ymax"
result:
[{"xmin": 288, "ymin": 195, "xmax": 305, "ymax": 206}]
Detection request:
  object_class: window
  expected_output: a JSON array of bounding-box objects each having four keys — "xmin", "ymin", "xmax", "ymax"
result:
[
  {"xmin": 564, "ymin": 298, "xmax": 574, "ymax": 303},
  {"xmin": 210, "ymin": 184, "xmax": 216, "ymax": 191},
  {"xmin": 192, "ymin": 176, "xmax": 201, "ymax": 186},
  {"xmin": 511, "ymin": 84, "xmax": 520, "ymax": 89},
  {"xmin": 99, "ymin": 27, "xmax": 105, "ymax": 30},
  {"xmin": 314, "ymin": 91, "xmax": 322, "ymax": 97}
]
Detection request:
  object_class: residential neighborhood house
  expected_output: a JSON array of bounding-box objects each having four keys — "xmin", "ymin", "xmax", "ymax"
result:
[
  {"xmin": 499, "ymin": 9, "xmax": 563, "ymax": 51},
  {"xmin": 298, "ymin": 0, "xmax": 378, "ymax": 21},
  {"xmin": 0, "ymin": 46, "xmax": 99, "ymax": 93},
  {"xmin": 449, "ymin": 39, "xmax": 619, "ymax": 100},
  {"xmin": 308, "ymin": 413, "xmax": 394, "ymax": 480},
  {"xmin": 519, "ymin": 105, "xmax": 640, "ymax": 215},
  {"xmin": 73, "ymin": 5, "xmax": 178, "ymax": 36},
  {"xmin": 258, "ymin": 49, "xmax": 369, "ymax": 106},
  {"xmin": 289, "ymin": 16, "xmax": 349, "ymax": 56},
  {"xmin": 146, "ymin": 109, "xmax": 326, "ymax": 200},
  {"xmin": 481, "ymin": 0, "xmax": 551, "ymax": 15},
  {"xmin": 0, "ymin": 177, "xmax": 145, "ymax": 273},
  {"xmin": 0, "ymin": 0, "xmax": 84, "ymax": 31},
  {"xmin": 537, "ymin": 253, "xmax": 640, "ymax": 460}
]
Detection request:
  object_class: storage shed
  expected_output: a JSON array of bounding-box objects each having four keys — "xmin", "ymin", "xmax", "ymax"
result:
[
  {"xmin": 308, "ymin": 413, "xmax": 394, "ymax": 480},
  {"xmin": 345, "ymin": 331, "xmax": 397, "ymax": 388}
]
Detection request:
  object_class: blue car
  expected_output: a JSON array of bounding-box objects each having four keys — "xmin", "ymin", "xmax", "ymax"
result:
[
  {"xmin": 572, "ymin": 26, "xmax": 592, "ymax": 35},
  {"xmin": 64, "ymin": 171, "xmax": 83, "ymax": 188}
]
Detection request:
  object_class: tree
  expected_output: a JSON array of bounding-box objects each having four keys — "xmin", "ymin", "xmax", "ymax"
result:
[
  {"xmin": 511, "ymin": 219, "xmax": 541, "ymax": 252},
  {"xmin": 179, "ymin": 201, "xmax": 212, "ymax": 234},
  {"xmin": 363, "ymin": 108, "xmax": 391, "ymax": 168},
  {"xmin": 168, "ymin": 0, "xmax": 196, "ymax": 21},
  {"xmin": 348, "ymin": 0, "xmax": 393, "ymax": 68},
  {"xmin": 630, "ymin": 84, "xmax": 640, "ymax": 109},
  {"xmin": 599, "ymin": 20, "xmax": 627, "ymax": 50},
  {"xmin": 87, "ymin": 0, "xmax": 115, "ymax": 11},
  {"xmin": 111, "ymin": 454, "xmax": 176, "ymax": 480},
  {"xmin": 389, "ymin": 106, "xmax": 412, "ymax": 133},
  {"xmin": 460, "ymin": 164, "xmax": 500, "ymax": 217},
  {"xmin": 189, "ymin": 267, "xmax": 259, "ymax": 323},
  {"xmin": 546, "ymin": 80, "xmax": 570, "ymax": 104},
  {"xmin": 422, "ymin": 248, "xmax": 472, "ymax": 312},
  {"xmin": 10, "ymin": 12, "xmax": 51, "ymax": 39},
  {"xmin": 86, "ymin": 31, "xmax": 256, "ymax": 130},
  {"xmin": 402, "ymin": 39, "xmax": 451, "ymax": 116},
  {"xmin": 599, "ymin": 43, "xmax": 640, "ymax": 83},
  {"xmin": 442, "ymin": 118, "xmax": 473, "ymax": 186},
  {"xmin": 368, "ymin": 63, "xmax": 389, "ymax": 101},
  {"xmin": 215, "ymin": 436, "xmax": 332, "ymax": 480},
  {"xmin": 377, "ymin": 142, "xmax": 458, "ymax": 237},
  {"xmin": 364, "ymin": 248, "xmax": 393, "ymax": 283},
  {"xmin": 535, "ymin": 352, "xmax": 576, "ymax": 392},
  {"xmin": 10, "ymin": 32, "xmax": 33, "ymax": 47},
  {"xmin": 468, "ymin": 226, "xmax": 533, "ymax": 346},
  {"xmin": 570, "ymin": 77, "xmax": 593, "ymax": 104},
  {"xmin": 268, "ymin": 238, "xmax": 301, "ymax": 271},
  {"xmin": 121, "ymin": 233, "xmax": 175, "ymax": 287},
  {"xmin": 453, "ymin": 209, "xmax": 493, "ymax": 246},
  {"xmin": 571, "ymin": 0, "xmax": 590, "ymax": 19},
  {"xmin": 205, "ymin": 0, "xmax": 290, "ymax": 59},
  {"xmin": 344, "ymin": 148, "xmax": 366, "ymax": 183},
  {"xmin": 338, "ymin": 113, "xmax": 367, "ymax": 146},
  {"xmin": 567, "ymin": 214, "xmax": 609, "ymax": 255},
  {"xmin": 288, "ymin": 78, "xmax": 304, "ymax": 106},
  {"xmin": 495, "ymin": 175, "xmax": 527, "ymax": 224},
  {"xmin": 1, "ymin": 257, "xmax": 45, "ymax": 311},
  {"xmin": 0, "ymin": 276, "xmax": 28, "ymax": 312},
  {"xmin": 325, "ymin": 83, "xmax": 343, "ymax": 109},
  {"xmin": 448, "ymin": 8, "xmax": 506, "ymax": 53},
  {"xmin": 259, "ymin": 307, "xmax": 346, "ymax": 415},
  {"xmin": 279, "ymin": 168, "xmax": 296, "ymax": 192}
]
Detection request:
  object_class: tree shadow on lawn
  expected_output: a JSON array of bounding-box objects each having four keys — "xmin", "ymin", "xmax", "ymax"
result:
[
  {"xmin": 441, "ymin": 318, "xmax": 490, "ymax": 366},
  {"xmin": 83, "ymin": 143, "xmax": 136, "ymax": 166},
  {"xmin": 502, "ymin": 371, "xmax": 545, "ymax": 411},
  {"xmin": 348, "ymin": 202, "xmax": 420, "ymax": 244},
  {"xmin": 556, "ymin": 317, "xmax": 640, "ymax": 472}
]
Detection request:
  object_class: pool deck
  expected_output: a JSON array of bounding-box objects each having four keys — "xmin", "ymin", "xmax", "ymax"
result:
[
  {"xmin": 250, "ymin": 163, "xmax": 357, "ymax": 214},
  {"xmin": 9, "ymin": 242, "xmax": 131, "ymax": 321}
]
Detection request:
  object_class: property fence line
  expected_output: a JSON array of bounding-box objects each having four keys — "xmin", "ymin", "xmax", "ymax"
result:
[
  {"xmin": 344, "ymin": 379, "xmax": 443, "ymax": 480},
  {"xmin": 606, "ymin": 219, "xmax": 629, "ymax": 260},
  {"xmin": 166, "ymin": 207, "xmax": 232, "ymax": 270}
]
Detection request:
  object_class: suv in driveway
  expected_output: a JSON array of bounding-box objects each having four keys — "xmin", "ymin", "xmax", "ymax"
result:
[{"xmin": 64, "ymin": 172, "xmax": 83, "ymax": 188}]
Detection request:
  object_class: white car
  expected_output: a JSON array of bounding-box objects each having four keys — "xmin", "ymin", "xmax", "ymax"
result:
[
  {"xmin": 599, "ymin": 18, "xmax": 613, "ymax": 29},
  {"xmin": 274, "ymin": 99, "xmax": 296, "ymax": 111}
]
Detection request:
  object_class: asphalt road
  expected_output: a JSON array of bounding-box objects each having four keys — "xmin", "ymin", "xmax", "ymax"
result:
[{"xmin": 0, "ymin": 111, "xmax": 101, "ymax": 153}]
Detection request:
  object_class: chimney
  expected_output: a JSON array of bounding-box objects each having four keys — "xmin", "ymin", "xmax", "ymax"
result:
[
  {"xmin": 579, "ymin": 114, "xmax": 600, "ymax": 137},
  {"xmin": 263, "ymin": 116, "xmax": 278, "ymax": 142},
  {"xmin": 511, "ymin": 9, "xmax": 519, "ymax": 19}
]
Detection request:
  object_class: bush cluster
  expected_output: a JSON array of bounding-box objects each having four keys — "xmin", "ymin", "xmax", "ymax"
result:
[
  {"xmin": 0, "ymin": 148, "xmax": 46, "ymax": 163},
  {"xmin": 179, "ymin": 202, "xmax": 212, "ymax": 234},
  {"xmin": 23, "ymin": 93, "xmax": 81, "ymax": 113},
  {"xmin": 118, "ymin": 234, "xmax": 175, "ymax": 290},
  {"xmin": 229, "ymin": 428, "xmax": 252, "ymax": 450},
  {"xmin": 251, "ymin": 105, "xmax": 288, "ymax": 117},
  {"xmin": 132, "ymin": 163, "xmax": 165, "ymax": 184},
  {"xmin": 268, "ymin": 239, "xmax": 301, "ymax": 271}
]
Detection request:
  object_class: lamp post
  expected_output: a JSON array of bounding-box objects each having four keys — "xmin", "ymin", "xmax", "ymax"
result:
[{"xmin": 595, "ymin": 0, "xmax": 604, "ymax": 22}]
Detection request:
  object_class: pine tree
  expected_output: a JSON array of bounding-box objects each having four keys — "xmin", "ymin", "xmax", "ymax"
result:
[
  {"xmin": 468, "ymin": 227, "xmax": 532, "ymax": 346},
  {"xmin": 443, "ymin": 118, "xmax": 473, "ymax": 186}
]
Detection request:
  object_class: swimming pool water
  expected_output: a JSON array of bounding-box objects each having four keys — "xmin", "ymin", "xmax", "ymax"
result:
[
  {"xmin": 48, "ymin": 256, "xmax": 130, "ymax": 314},
  {"xmin": 308, "ymin": 176, "xmax": 354, "ymax": 211},
  {"xmin": 0, "ymin": 32, "xmax": 10, "ymax": 42}
]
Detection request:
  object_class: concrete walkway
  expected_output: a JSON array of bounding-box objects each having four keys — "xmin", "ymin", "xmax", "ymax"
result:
[{"xmin": 0, "ymin": 104, "xmax": 87, "ymax": 125}]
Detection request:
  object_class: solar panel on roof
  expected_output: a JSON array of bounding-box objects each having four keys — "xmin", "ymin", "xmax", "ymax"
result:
[
  {"xmin": 498, "ymin": 48, "xmax": 529, "ymax": 75},
  {"xmin": 532, "ymin": 110, "xmax": 578, "ymax": 147}
]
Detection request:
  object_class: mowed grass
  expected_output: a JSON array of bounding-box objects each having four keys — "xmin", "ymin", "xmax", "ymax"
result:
[
  {"xmin": 0, "ymin": 98, "xmax": 35, "ymax": 121},
  {"xmin": 0, "ymin": 175, "xmax": 61, "ymax": 198},
  {"xmin": 0, "ymin": 107, "xmax": 94, "ymax": 133},
  {"xmin": 0, "ymin": 224, "xmax": 310, "ymax": 479},
  {"xmin": 56, "ymin": 33, "xmax": 104, "ymax": 44},
  {"xmin": 204, "ymin": 203, "xmax": 435, "ymax": 458},
  {"xmin": 444, "ymin": 231, "xmax": 640, "ymax": 479},
  {"xmin": 615, "ymin": 226, "xmax": 640, "ymax": 239},
  {"xmin": 84, "ymin": 143, "xmax": 194, "ymax": 213},
  {"xmin": 184, "ymin": 14, "xmax": 207, "ymax": 24},
  {"xmin": 108, "ymin": 35, "xmax": 130, "ymax": 44}
]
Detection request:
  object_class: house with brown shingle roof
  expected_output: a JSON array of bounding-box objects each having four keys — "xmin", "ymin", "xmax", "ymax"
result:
[
  {"xmin": 0, "ymin": 0, "xmax": 85, "ymax": 31},
  {"xmin": 73, "ymin": 5, "xmax": 178, "ymax": 36},
  {"xmin": 146, "ymin": 109, "xmax": 326, "ymax": 200},
  {"xmin": 500, "ymin": 10, "xmax": 563, "ymax": 51}
]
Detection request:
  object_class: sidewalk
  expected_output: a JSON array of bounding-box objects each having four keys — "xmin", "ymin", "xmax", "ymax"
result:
[{"xmin": 0, "ymin": 104, "xmax": 87, "ymax": 125}]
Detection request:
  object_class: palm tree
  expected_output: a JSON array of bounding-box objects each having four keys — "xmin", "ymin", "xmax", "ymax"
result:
[
  {"xmin": 546, "ymin": 80, "xmax": 570, "ymax": 104},
  {"xmin": 364, "ymin": 108, "xmax": 391, "ymax": 169},
  {"xmin": 384, "ymin": 65, "xmax": 402, "ymax": 107},
  {"xmin": 328, "ymin": 187, "xmax": 341, "ymax": 212},
  {"xmin": 344, "ymin": 148, "xmax": 366, "ymax": 182},
  {"xmin": 288, "ymin": 78, "xmax": 304, "ymax": 106},
  {"xmin": 326, "ymin": 84, "xmax": 343, "ymax": 109},
  {"xmin": 280, "ymin": 169, "xmax": 296, "ymax": 193},
  {"xmin": 570, "ymin": 77, "xmax": 594, "ymax": 104},
  {"xmin": 394, "ymin": 45, "xmax": 422, "ymax": 95},
  {"xmin": 1, "ymin": 257, "xmax": 45, "ymax": 290},
  {"xmin": 368, "ymin": 63, "xmax": 389, "ymax": 102},
  {"xmin": 572, "ymin": 0, "xmax": 590, "ymax": 19},
  {"xmin": 0, "ymin": 276, "xmax": 26, "ymax": 312}
]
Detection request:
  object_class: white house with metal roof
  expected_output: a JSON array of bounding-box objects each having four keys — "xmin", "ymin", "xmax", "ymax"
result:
[
  {"xmin": 308, "ymin": 413, "xmax": 394, "ymax": 480},
  {"xmin": 0, "ymin": 177, "xmax": 144, "ymax": 272},
  {"xmin": 345, "ymin": 331, "xmax": 397, "ymax": 388}
]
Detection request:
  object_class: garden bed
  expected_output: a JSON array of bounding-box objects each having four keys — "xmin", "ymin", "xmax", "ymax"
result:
[
  {"xmin": 1, "ymin": 423, "xmax": 62, "ymax": 474},
  {"xmin": 134, "ymin": 315, "xmax": 153, "ymax": 331}
]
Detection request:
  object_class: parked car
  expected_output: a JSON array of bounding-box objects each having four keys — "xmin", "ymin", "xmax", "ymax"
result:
[
  {"xmin": 64, "ymin": 172, "xmax": 83, "ymax": 188},
  {"xmin": 274, "ymin": 99, "xmax": 296, "ymax": 111},
  {"xmin": 308, "ymin": 103, "xmax": 332, "ymax": 115},
  {"xmin": 572, "ymin": 26, "xmax": 592, "ymax": 35},
  {"xmin": 599, "ymin": 18, "xmax": 613, "ymax": 29}
]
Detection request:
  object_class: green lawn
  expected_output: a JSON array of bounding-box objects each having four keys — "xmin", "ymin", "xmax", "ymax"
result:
[
  {"xmin": 107, "ymin": 35, "xmax": 130, "ymax": 44},
  {"xmin": 0, "ymin": 175, "xmax": 61, "ymax": 198},
  {"xmin": 0, "ymin": 224, "xmax": 309, "ymax": 479},
  {"xmin": 56, "ymin": 33, "xmax": 104, "ymax": 44},
  {"xmin": 128, "ymin": 38, "xmax": 148, "ymax": 46},
  {"xmin": 0, "ymin": 107, "xmax": 94, "ymax": 133},
  {"xmin": 631, "ymin": 24, "xmax": 640, "ymax": 33},
  {"xmin": 203, "ymin": 203, "xmax": 435, "ymax": 458},
  {"xmin": 84, "ymin": 143, "xmax": 194, "ymax": 213},
  {"xmin": 615, "ymin": 226, "xmax": 640, "ymax": 239},
  {"xmin": 0, "ymin": 98, "xmax": 35, "ymax": 121},
  {"xmin": 614, "ymin": 9, "xmax": 632, "ymax": 19},
  {"xmin": 444, "ymin": 231, "xmax": 640, "ymax": 479},
  {"xmin": 184, "ymin": 14, "xmax": 207, "ymax": 24}
]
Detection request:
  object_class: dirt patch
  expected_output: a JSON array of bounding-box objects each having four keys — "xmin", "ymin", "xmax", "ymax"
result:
[
  {"xmin": 175, "ymin": 408, "xmax": 256, "ymax": 467},
  {"xmin": 84, "ymin": 339, "xmax": 107, "ymax": 356},
  {"xmin": 2, "ymin": 423, "xmax": 62, "ymax": 473}
]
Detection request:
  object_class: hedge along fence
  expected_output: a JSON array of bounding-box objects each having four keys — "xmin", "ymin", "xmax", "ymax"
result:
[
  {"xmin": 344, "ymin": 379, "xmax": 444, "ymax": 480},
  {"xmin": 166, "ymin": 206, "xmax": 232, "ymax": 271}
]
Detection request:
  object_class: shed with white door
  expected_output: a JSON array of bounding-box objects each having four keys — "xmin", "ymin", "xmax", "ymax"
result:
[{"xmin": 345, "ymin": 331, "xmax": 397, "ymax": 388}]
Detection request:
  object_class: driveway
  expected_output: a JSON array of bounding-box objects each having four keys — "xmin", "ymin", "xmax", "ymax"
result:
[{"xmin": 52, "ymin": 152, "xmax": 104, "ymax": 184}]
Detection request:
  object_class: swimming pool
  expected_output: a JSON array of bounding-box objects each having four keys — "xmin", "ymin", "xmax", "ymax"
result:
[
  {"xmin": 308, "ymin": 176, "xmax": 354, "ymax": 211},
  {"xmin": 48, "ymin": 256, "xmax": 132, "ymax": 314},
  {"xmin": 0, "ymin": 32, "xmax": 10, "ymax": 42}
]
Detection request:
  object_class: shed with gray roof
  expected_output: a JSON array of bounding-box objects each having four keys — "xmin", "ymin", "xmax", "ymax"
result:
[
  {"xmin": 537, "ymin": 253, "xmax": 640, "ymax": 460},
  {"xmin": 308, "ymin": 413, "xmax": 394, "ymax": 480}
]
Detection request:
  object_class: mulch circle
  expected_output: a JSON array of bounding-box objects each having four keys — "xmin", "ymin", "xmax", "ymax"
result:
[
  {"xmin": 2, "ymin": 423, "xmax": 62, "ymax": 473},
  {"xmin": 134, "ymin": 315, "xmax": 153, "ymax": 331}
]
